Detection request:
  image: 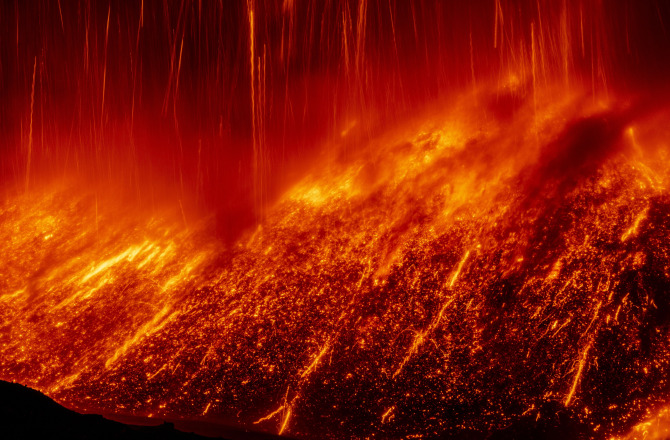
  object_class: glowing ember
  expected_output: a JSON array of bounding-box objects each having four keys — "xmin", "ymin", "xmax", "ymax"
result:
[{"xmin": 2, "ymin": 1, "xmax": 670, "ymax": 439}]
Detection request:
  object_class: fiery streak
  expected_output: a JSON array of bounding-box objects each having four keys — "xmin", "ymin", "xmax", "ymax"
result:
[
  {"xmin": 253, "ymin": 405, "xmax": 284, "ymax": 425},
  {"xmin": 621, "ymin": 208, "xmax": 648, "ymax": 242},
  {"xmin": 381, "ymin": 405, "xmax": 395, "ymax": 424},
  {"xmin": 494, "ymin": 0, "xmax": 502, "ymax": 49},
  {"xmin": 202, "ymin": 402, "xmax": 211, "ymax": 416},
  {"xmin": 565, "ymin": 341, "xmax": 592, "ymax": 407},
  {"xmin": 25, "ymin": 56, "xmax": 36, "ymax": 192},
  {"xmin": 100, "ymin": 4, "xmax": 110, "ymax": 130},
  {"xmin": 449, "ymin": 250, "xmax": 471, "ymax": 288},
  {"xmin": 279, "ymin": 407, "xmax": 292, "ymax": 435},
  {"xmin": 301, "ymin": 340, "xmax": 331, "ymax": 379},
  {"xmin": 248, "ymin": 0, "xmax": 260, "ymax": 219}
]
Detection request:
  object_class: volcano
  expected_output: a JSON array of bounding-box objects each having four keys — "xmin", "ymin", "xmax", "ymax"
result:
[
  {"xmin": 2, "ymin": 83, "xmax": 670, "ymax": 439},
  {"xmin": 2, "ymin": 1, "xmax": 670, "ymax": 439}
]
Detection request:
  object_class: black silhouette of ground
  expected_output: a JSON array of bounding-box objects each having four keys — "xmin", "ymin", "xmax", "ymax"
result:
[{"xmin": 0, "ymin": 380, "xmax": 290, "ymax": 440}]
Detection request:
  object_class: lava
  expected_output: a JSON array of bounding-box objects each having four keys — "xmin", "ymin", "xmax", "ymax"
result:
[
  {"xmin": 3, "ymin": 84, "xmax": 670, "ymax": 439},
  {"xmin": 2, "ymin": 1, "xmax": 670, "ymax": 440}
]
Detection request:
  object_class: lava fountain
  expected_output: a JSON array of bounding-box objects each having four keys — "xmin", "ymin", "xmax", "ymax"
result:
[{"xmin": 2, "ymin": 1, "xmax": 670, "ymax": 439}]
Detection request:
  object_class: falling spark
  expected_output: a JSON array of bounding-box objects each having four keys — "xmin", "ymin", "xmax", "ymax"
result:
[
  {"xmin": 449, "ymin": 250, "xmax": 471, "ymax": 288},
  {"xmin": 253, "ymin": 405, "xmax": 284, "ymax": 425},
  {"xmin": 100, "ymin": 4, "xmax": 110, "ymax": 131},
  {"xmin": 381, "ymin": 406, "xmax": 395, "ymax": 424},
  {"xmin": 621, "ymin": 208, "xmax": 648, "ymax": 242},
  {"xmin": 25, "ymin": 56, "xmax": 36, "ymax": 192},
  {"xmin": 565, "ymin": 341, "xmax": 592, "ymax": 407}
]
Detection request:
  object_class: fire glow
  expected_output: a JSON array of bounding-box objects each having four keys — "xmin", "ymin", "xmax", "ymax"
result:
[{"xmin": 2, "ymin": 1, "xmax": 670, "ymax": 439}]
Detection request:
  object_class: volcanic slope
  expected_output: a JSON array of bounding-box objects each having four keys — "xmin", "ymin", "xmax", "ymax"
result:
[{"xmin": 2, "ymin": 87, "xmax": 670, "ymax": 439}]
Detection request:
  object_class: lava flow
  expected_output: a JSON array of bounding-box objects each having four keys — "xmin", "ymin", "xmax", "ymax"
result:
[{"xmin": 2, "ymin": 1, "xmax": 670, "ymax": 440}]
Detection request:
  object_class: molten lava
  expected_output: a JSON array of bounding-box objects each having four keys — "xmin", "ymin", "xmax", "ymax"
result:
[
  {"xmin": 2, "ymin": 84, "xmax": 670, "ymax": 439},
  {"xmin": 2, "ymin": 1, "xmax": 670, "ymax": 440}
]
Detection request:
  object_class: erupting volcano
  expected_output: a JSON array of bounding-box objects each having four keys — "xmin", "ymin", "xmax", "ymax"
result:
[{"xmin": 2, "ymin": 1, "xmax": 670, "ymax": 439}]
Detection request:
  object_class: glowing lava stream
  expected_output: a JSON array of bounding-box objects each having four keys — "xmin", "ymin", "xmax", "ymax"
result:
[{"xmin": 3, "ymin": 83, "xmax": 670, "ymax": 440}]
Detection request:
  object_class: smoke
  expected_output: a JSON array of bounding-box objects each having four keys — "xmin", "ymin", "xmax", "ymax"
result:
[{"xmin": 523, "ymin": 112, "xmax": 626, "ymax": 205}]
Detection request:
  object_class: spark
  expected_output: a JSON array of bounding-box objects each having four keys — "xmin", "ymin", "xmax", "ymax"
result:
[
  {"xmin": 279, "ymin": 407, "xmax": 292, "ymax": 435},
  {"xmin": 25, "ymin": 57, "xmax": 36, "ymax": 192},
  {"xmin": 565, "ymin": 341, "xmax": 592, "ymax": 407},
  {"xmin": 202, "ymin": 402, "xmax": 212, "ymax": 416},
  {"xmin": 621, "ymin": 207, "xmax": 648, "ymax": 242},
  {"xmin": 301, "ymin": 340, "xmax": 331, "ymax": 378},
  {"xmin": 253, "ymin": 405, "xmax": 284, "ymax": 424},
  {"xmin": 100, "ymin": 4, "xmax": 110, "ymax": 130},
  {"xmin": 381, "ymin": 405, "xmax": 395, "ymax": 424},
  {"xmin": 449, "ymin": 250, "xmax": 471, "ymax": 288}
]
